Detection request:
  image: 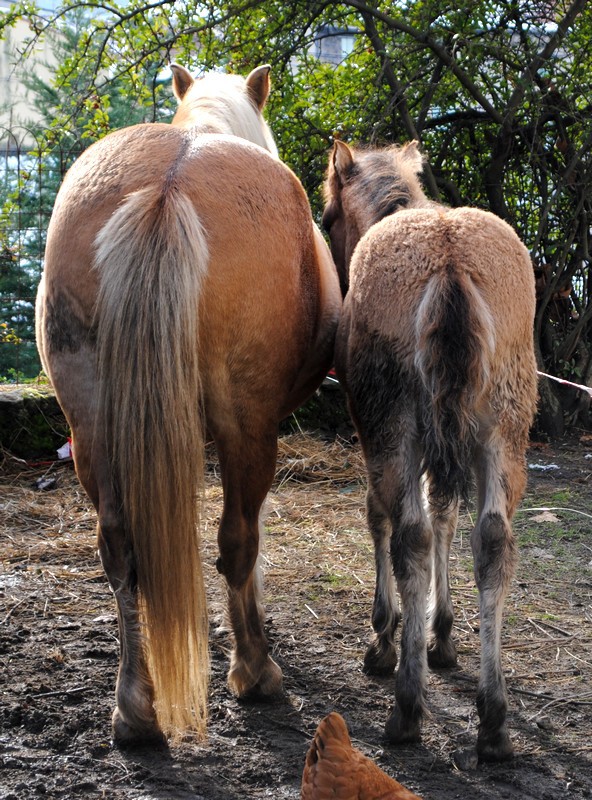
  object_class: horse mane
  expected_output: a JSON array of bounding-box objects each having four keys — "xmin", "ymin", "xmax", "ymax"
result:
[{"xmin": 173, "ymin": 71, "xmax": 279, "ymax": 157}]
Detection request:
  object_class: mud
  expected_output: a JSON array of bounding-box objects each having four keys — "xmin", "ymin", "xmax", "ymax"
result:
[{"xmin": 1, "ymin": 433, "xmax": 591, "ymax": 799}]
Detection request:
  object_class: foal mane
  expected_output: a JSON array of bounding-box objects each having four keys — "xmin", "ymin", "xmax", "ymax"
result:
[{"xmin": 327, "ymin": 142, "xmax": 431, "ymax": 229}]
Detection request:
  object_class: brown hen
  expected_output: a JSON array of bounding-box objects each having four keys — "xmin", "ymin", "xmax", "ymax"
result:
[{"xmin": 301, "ymin": 712, "xmax": 422, "ymax": 800}]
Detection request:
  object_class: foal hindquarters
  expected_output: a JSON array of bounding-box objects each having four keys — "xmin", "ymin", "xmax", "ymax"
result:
[{"xmin": 345, "ymin": 350, "xmax": 529, "ymax": 759}]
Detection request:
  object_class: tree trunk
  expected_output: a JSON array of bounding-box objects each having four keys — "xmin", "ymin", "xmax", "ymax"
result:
[{"xmin": 534, "ymin": 376, "xmax": 565, "ymax": 438}]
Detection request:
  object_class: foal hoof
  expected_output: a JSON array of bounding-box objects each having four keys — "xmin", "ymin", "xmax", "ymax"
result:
[
  {"xmin": 384, "ymin": 709, "xmax": 421, "ymax": 745},
  {"xmin": 477, "ymin": 728, "xmax": 514, "ymax": 762},
  {"xmin": 427, "ymin": 637, "xmax": 458, "ymax": 669},
  {"xmin": 112, "ymin": 707, "xmax": 167, "ymax": 749},
  {"xmin": 363, "ymin": 638, "xmax": 397, "ymax": 676}
]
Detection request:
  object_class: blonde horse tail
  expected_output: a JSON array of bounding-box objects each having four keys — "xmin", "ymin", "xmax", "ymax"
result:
[
  {"xmin": 415, "ymin": 270, "xmax": 495, "ymax": 508},
  {"xmin": 94, "ymin": 186, "xmax": 209, "ymax": 737}
]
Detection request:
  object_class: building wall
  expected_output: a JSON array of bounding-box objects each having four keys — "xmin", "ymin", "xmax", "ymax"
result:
[{"xmin": 0, "ymin": 0, "xmax": 58, "ymax": 149}]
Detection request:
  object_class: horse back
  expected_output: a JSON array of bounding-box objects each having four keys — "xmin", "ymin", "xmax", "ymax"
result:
[
  {"xmin": 168, "ymin": 136, "xmax": 339, "ymax": 412},
  {"xmin": 41, "ymin": 129, "xmax": 340, "ymax": 422}
]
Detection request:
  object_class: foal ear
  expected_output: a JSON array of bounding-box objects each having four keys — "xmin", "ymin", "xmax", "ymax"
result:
[
  {"xmin": 170, "ymin": 64, "xmax": 194, "ymax": 101},
  {"xmin": 331, "ymin": 139, "xmax": 355, "ymax": 184},
  {"xmin": 400, "ymin": 140, "xmax": 425, "ymax": 174},
  {"xmin": 246, "ymin": 65, "xmax": 272, "ymax": 110}
]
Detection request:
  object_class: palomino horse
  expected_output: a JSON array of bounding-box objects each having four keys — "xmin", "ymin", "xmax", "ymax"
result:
[
  {"xmin": 36, "ymin": 65, "xmax": 341, "ymax": 744},
  {"xmin": 323, "ymin": 140, "xmax": 537, "ymax": 760}
]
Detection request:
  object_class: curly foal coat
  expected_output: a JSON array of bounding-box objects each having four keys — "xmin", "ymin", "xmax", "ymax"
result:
[{"xmin": 323, "ymin": 140, "xmax": 537, "ymax": 760}]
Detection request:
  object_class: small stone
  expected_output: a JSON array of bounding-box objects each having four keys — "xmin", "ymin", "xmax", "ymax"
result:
[
  {"xmin": 452, "ymin": 747, "xmax": 479, "ymax": 771},
  {"xmin": 536, "ymin": 716, "xmax": 554, "ymax": 731}
]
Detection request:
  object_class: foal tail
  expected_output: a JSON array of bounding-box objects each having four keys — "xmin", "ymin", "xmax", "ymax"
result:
[
  {"xmin": 415, "ymin": 270, "xmax": 495, "ymax": 508},
  {"xmin": 94, "ymin": 186, "xmax": 209, "ymax": 737}
]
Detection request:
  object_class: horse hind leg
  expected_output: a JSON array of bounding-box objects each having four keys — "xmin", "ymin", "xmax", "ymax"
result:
[
  {"xmin": 215, "ymin": 429, "xmax": 283, "ymax": 699},
  {"xmin": 40, "ymin": 300, "xmax": 162, "ymax": 744},
  {"xmin": 74, "ymin": 423, "xmax": 163, "ymax": 745},
  {"xmin": 363, "ymin": 483, "xmax": 400, "ymax": 676},
  {"xmin": 98, "ymin": 508, "xmax": 165, "ymax": 746},
  {"xmin": 427, "ymin": 499, "xmax": 459, "ymax": 669},
  {"xmin": 472, "ymin": 435, "xmax": 524, "ymax": 761}
]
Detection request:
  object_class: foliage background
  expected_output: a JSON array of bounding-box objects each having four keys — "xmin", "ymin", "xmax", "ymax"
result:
[{"xmin": 1, "ymin": 0, "xmax": 591, "ymax": 434}]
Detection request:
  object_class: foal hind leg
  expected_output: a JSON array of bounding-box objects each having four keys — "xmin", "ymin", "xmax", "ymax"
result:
[
  {"xmin": 427, "ymin": 500, "xmax": 459, "ymax": 669},
  {"xmin": 215, "ymin": 428, "xmax": 283, "ymax": 699},
  {"xmin": 472, "ymin": 436, "xmax": 525, "ymax": 761},
  {"xmin": 363, "ymin": 483, "xmax": 400, "ymax": 676},
  {"xmin": 366, "ymin": 443, "xmax": 432, "ymax": 745}
]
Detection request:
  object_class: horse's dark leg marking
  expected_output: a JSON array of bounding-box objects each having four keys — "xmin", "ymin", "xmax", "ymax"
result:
[
  {"xmin": 364, "ymin": 484, "xmax": 400, "ymax": 676},
  {"xmin": 362, "ymin": 432, "xmax": 431, "ymax": 746},
  {"xmin": 427, "ymin": 501, "xmax": 459, "ymax": 669},
  {"xmin": 341, "ymin": 332, "xmax": 406, "ymax": 678},
  {"xmin": 472, "ymin": 510, "xmax": 516, "ymax": 760},
  {"xmin": 344, "ymin": 335, "xmax": 432, "ymax": 741},
  {"xmin": 385, "ymin": 495, "xmax": 432, "ymax": 745}
]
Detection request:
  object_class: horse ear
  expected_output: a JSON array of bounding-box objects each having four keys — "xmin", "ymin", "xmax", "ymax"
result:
[
  {"xmin": 246, "ymin": 65, "xmax": 272, "ymax": 110},
  {"xmin": 401, "ymin": 140, "xmax": 425, "ymax": 174},
  {"xmin": 331, "ymin": 140, "xmax": 355, "ymax": 184},
  {"xmin": 170, "ymin": 64, "xmax": 194, "ymax": 102}
]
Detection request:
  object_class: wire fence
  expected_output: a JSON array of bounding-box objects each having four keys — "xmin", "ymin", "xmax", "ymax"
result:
[{"xmin": 0, "ymin": 127, "xmax": 80, "ymax": 382}]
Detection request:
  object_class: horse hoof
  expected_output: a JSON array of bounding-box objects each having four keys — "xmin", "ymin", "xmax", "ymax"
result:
[
  {"xmin": 427, "ymin": 637, "xmax": 458, "ymax": 669},
  {"xmin": 477, "ymin": 728, "xmax": 514, "ymax": 762},
  {"xmin": 112, "ymin": 707, "xmax": 167, "ymax": 749},
  {"xmin": 363, "ymin": 639, "xmax": 397, "ymax": 676},
  {"xmin": 255, "ymin": 656, "xmax": 283, "ymax": 697},
  {"xmin": 228, "ymin": 655, "xmax": 283, "ymax": 699},
  {"xmin": 384, "ymin": 709, "xmax": 421, "ymax": 745}
]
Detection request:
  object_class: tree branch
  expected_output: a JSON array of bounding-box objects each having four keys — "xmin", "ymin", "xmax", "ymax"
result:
[
  {"xmin": 360, "ymin": 10, "xmax": 440, "ymax": 198},
  {"xmin": 503, "ymin": 0, "xmax": 588, "ymax": 125},
  {"xmin": 342, "ymin": 0, "xmax": 504, "ymax": 123}
]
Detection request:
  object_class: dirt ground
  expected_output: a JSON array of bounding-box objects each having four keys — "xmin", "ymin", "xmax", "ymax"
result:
[{"xmin": 1, "ymin": 429, "xmax": 591, "ymax": 799}]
